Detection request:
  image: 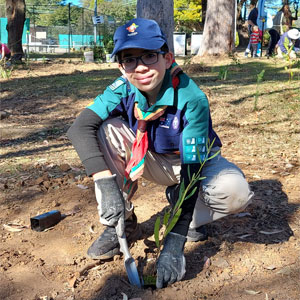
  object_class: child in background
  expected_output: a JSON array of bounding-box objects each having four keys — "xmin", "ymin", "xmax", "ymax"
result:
[
  {"xmin": 249, "ymin": 25, "xmax": 260, "ymax": 57},
  {"xmin": 0, "ymin": 42, "xmax": 11, "ymax": 62}
]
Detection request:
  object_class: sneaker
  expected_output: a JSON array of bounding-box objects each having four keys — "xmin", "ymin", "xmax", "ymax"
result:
[
  {"xmin": 187, "ymin": 225, "xmax": 208, "ymax": 242},
  {"xmin": 166, "ymin": 184, "xmax": 208, "ymax": 242},
  {"xmin": 87, "ymin": 212, "xmax": 141, "ymax": 259}
]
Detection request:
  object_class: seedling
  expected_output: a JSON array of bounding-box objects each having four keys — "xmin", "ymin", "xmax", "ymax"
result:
[
  {"xmin": 143, "ymin": 139, "xmax": 220, "ymax": 287},
  {"xmin": 218, "ymin": 66, "xmax": 228, "ymax": 80}
]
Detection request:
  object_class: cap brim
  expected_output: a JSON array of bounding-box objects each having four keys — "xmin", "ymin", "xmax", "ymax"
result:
[{"xmin": 111, "ymin": 39, "xmax": 165, "ymax": 57}]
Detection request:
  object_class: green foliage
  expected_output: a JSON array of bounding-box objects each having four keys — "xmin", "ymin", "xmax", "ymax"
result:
[
  {"xmin": 235, "ymin": 31, "xmax": 239, "ymax": 48},
  {"xmin": 283, "ymin": 45, "xmax": 297, "ymax": 82},
  {"xmin": 0, "ymin": 64, "xmax": 13, "ymax": 79},
  {"xmin": 84, "ymin": 0, "xmax": 136, "ymax": 24},
  {"xmin": 174, "ymin": 0, "xmax": 203, "ymax": 33},
  {"xmin": 218, "ymin": 66, "xmax": 229, "ymax": 80},
  {"xmin": 254, "ymin": 69, "xmax": 265, "ymax": 111},
  {"xmin": 25, "ymin": 0, "xmax": 82, "ymax": 27},
  {"xmin": 92, "ymin": 46, "xmax": 105, "ymax": 61},
  {"xmin": 153, "ymin": 139, "xmax": 220, "ymax": 272}
]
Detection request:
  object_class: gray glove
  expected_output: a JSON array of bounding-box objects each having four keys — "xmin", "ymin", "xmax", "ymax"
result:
[
  {"xmin": 156, "ymin": 232, "xmax": 186, "ymax": 289},
  {"xmin": 95, "ymin": 174, "xmax": 125, "ymax": 228}
]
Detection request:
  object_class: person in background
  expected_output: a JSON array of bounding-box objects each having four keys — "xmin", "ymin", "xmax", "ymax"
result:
[
  {"xmin": 249, "ymin": 25, "xmax": 261, "ymax": 57},
  {"xmin": 244, "ymin": 2, "xmax": 258, "ymax": 57},
  {"xmin": 277, "ymin": 28, "xmax": 300, "ymax": 59},
  {"xmin": 0, "ymin": 42, "xmax": 11, "ymax": 62},
  {"xmin": 267, "ymin": 4, "xmax": 298, "ymax": 57}
]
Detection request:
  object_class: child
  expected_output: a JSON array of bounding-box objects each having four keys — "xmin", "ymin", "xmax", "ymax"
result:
[
  {"xmin": 0, "ymin": 42, "xmax": 11, "ymax": 61},
  {"xmin": 67, "ymin": 18, "xmax": 253, "ymax": 289},
  {"xmin": 249, "ymin": 25, "xmax": 260, "ymax": 57}
]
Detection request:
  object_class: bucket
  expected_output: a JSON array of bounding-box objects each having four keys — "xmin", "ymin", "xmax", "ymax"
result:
[{"xmin": 84, "ymin": 51, "xmax": 94, "ymax": 62}]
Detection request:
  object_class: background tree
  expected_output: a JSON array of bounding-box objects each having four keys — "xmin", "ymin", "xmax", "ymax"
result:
[
  {"xmin": 197, "ymin": 0, "xmax": 235, "ymax": 56},
  {"xmin": 174, "ymin": 0, "xmax": 203, "ymax": 33},
  {"xmin": 6, "ymin": 0, "xmax": 25, "ymax": 60},
  {"xmin": 137, "ymin": 0, "xmax": 174, "ymax": 53}
]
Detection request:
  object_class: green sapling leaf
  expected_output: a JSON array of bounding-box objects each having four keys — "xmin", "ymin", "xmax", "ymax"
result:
[
  {"xmin": 184, "ymin": 186, "xmax": 198, "ymax": 201},
  {"xmin": 154, "ymin": 217, "xmax": 161, "ymax": 249},
  {"xmin": 165, "ymin": 208, "xmax": 182, "ymax": 237},
  {"xmin": 163, "ymin": 211, "xmax": 170, "ymax": 226}
]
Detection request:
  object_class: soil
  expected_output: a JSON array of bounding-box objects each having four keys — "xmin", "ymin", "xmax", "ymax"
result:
[{"xmin": 0, "ymin": 56, "xmax": 299, "ymax": 300}]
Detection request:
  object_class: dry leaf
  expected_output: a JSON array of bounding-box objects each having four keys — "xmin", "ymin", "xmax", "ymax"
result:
[
  {"xmin": 203, "ymin": 256, "xmax": 211, "ymax": 269},
  {"xmin": 76, "ymin": 184, "xmax": 88, "ymax": 190},
  {"xmin": 259, "ymin": 230, "xmax": 284, "ymax": 235},
  {"xmin": 245, "ymin": 289, "xmax": 261, "ymax": 295},
  {"xmin": 265, "ymin": 265, "xmax": 276, "ymax": 270},
  {"xmin": 235, "ymin": 212, "xmax": 252, "ymax": 218},
  {"xmin": 238, "ymin": 234, "xmax": 253, "ymax": 239},
  {"xmin": 121, "ymin": 293, "xmax": 128, "ymax": 300},
  {"xmin": 68, "ymin": 272, "xmax": 80, "ymax": 288},
  {"xmin": 3, "ymin": 223, "xmax": 28, "ymax": 232}
]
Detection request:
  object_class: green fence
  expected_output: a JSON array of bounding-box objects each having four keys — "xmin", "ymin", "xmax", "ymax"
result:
[{"xmin": 0, "ymin": 3, "xmax": 118, "ymax": 54}]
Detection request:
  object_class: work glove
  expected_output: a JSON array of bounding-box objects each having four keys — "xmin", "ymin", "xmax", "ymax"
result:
[
  {"xmin": 94, "ymin": 174, "xmax": 125, "ymax": 229},
  {"xmin": 156, "ymin": 232, "xmax": 187, "ymax": 289}
]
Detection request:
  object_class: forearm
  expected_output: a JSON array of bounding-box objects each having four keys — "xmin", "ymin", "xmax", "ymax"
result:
[
  {"xmin": 67, "ymin": 108, "xmax": 109, "ymax": 176},
  {"xmin": 171, "ymin": 164, "xmax": 200, "ymax": 236}
]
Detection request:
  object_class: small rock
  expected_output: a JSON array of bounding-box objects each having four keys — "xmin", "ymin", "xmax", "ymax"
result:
[
  {"xmin": 211, "ymin": 257, "xmax": 229, "ymax": 268},
  {"xmin": 60, "ymin": 164, "xmax": 71, "ymax": 172},
  {"xmin": 0, "ymin": 111, "xmax": 9, "ymax": 120}
]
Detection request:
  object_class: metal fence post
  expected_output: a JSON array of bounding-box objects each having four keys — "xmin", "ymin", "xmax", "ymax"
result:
[{"xmin": 68, "ymin": 3, "xmax": 71, "ymax": 53}]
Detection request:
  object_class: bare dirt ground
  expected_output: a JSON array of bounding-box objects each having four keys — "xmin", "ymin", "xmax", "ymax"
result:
[{"xmin": 0, "ymin": 55, "xmax": 299, "ymax": 300}]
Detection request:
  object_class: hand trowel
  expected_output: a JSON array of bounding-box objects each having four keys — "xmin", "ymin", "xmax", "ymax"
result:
[{"xmin": 116, "ymin": 217, "xmax": 142, "ymax": 288}]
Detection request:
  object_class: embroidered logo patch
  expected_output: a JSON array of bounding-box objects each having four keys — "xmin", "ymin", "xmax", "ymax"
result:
[
  {"xmin": 172, "ymin": 116, "xmax": 179, "ymax": 130},
  {"xmin": 184, "ymin": 136, "xmax": 207, "ymax": 163},
  {"xmin": 126, "ymin": 23, "xmax": 139, "ymax": 36}
]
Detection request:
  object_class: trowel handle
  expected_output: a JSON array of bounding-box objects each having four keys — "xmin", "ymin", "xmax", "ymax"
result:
[{"xmin": 116, "ymin": 218, "xmax": 131, "ymax": 259}]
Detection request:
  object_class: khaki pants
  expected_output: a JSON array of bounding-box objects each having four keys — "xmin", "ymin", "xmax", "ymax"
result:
[{"xmin": 97, "ymin": 118, "xmax": 253, "ymax": 228}]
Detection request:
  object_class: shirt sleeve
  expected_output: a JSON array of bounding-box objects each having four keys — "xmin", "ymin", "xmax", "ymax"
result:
[{"xmin": 67, "ymin": 108, "xmax": 109, "ymax": 176}]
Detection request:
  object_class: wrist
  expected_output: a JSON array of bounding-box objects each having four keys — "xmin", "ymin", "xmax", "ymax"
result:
[
  {"xmin": 93, "ymin": 170, "xmax": 112, "ymax": 181},
  {"xmin": 163, "ymin": 232, "xmax": 186, "ymax": 254}
]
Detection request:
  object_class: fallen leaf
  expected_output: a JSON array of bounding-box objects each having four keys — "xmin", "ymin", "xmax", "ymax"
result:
[
  {"xmin": 259, "ymin": 230, "xmax": 284, "ymax": 235},
  {"xmin": 245, "ymin": 289, "xmax": 261, "ymax": 295},
  {"xmin": 3, "ymin": 223, "xmax": 29, "ymax": 232},
  {"xmin": 264, "ymin": 265, "xmax": 276, "ymax": 270},
  {"xmin": 121, "ymin": 293, "xmax": 128, "ymax": 300},
  {"xmin": 203, "ymin": 256, "xmax": 211, "ymax": 269},
  {"xmin": 238, "ymin": 234, "xmax": 253, "ymax": 239},
  {"xmin": 68, "ymin": 275, "xmax": 78, "ymax": 288},
  {"xmin": 76, "ymin": 184, "xmax": 88, "ymax": 190},
  {"xmin": 235, "ymin": 212, "xmax": 252, "ymax": 218}
]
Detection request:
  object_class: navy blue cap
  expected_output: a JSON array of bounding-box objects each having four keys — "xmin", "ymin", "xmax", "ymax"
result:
[{"xmin": 111, "ymin": 18, "xmax": 168, "ymax": 57}]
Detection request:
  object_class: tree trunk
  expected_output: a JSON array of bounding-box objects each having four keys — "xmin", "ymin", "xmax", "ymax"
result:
[
  {"xmin": 136, "ymin": 0, "xmax": 174, "ymax": 53},
  {"xmin": 197, "ymin": 0, "xmax": 235, "ymax": 56},
  {"xmin": 6, "ymin": 0, "xmax": 25, "ymax": 60}
]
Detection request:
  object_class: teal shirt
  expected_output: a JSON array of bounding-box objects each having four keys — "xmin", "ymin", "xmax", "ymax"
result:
[{"xmin": 88, "ymin": 68, "xmax": 221, "ymax": 164}]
